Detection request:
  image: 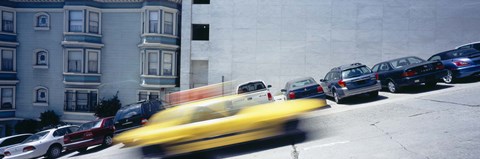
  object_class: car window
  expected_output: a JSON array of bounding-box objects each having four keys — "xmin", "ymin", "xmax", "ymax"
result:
[
  {"xmin": 407, "ymin": 57, "xmax": 425, "ymax": 64},
  {"xmin": 68, "ymin": 126, "xmax": 79, "ymax": 132},
  {"xmin": 78, "ymin": 120, "xmax": 102, "ymax": 131},
  {"xmin": 371, "ymin": 65, "xmax": 379, "ymax": 72},
  {"xmin": 0, "ymin": 136, "xmax": 26, "ymax": 146},
  {"xmin": 390, "ymin": 59, "xmax": 409, "ymax": 69},
  {"xmin": 429, "ymin": 55, "xmax": 441, "ymax": 61},
  {"xmin": 446, "ymin": 49, "xmax": 480, "ymax": 58},
  {"xmin": 472, "ymin": 44, "xmax": 480, "ymax": 50},
  {"xmin": 331, "ymin": 72, "xmax": 340, "ymax": 80},
  {"xmin": 53, "ymin": 128, "xmax": 68, "ymax": 137},
  {"xmin": 324, "ymin": 73, "xmax": 331, "ymax": 81},
  {"xmin": 290, "ymin": 78, "xmax": 316, "ymax": 89},
  {"xmin": 22, "ymin": 131, "xmax": 49, "ymax": 143},
  {"xmin": 115, "ymin": 104, "xmax": 142, "ymax": 120},
  {"xmin": 103, "ymin": 118, "xmax": 114, "ymax": 127},
  {"xmin": 237, "ymin": 82, "xmax": 266, "ymax": 94},
  {"xmin": 378, "ymin": 63, "xmax": 390, "ymax": 72},
  {"xmin": 341, "ymin": 66, "xmax": 371, "ymax": 79}
]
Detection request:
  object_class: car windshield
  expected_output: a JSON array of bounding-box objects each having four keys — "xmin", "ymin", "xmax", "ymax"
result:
[
  {"xmin": 237, "ymin": 82, "xmax": 266, "ymax": 94},
  {"xmin": 390, "ymin": 57, "xmax": 425, "ymax": 69},
  {"xmin": 78, "ymin": 120, "xmax": 102, "ymax": 131},
  {"xmin": 21, "ymin": 131, "xmax": 49, "ymax": 144},
  {"xmin": 115, "ymin": 104, "xmax": 142, "ymax": 120},
  {"xmin": 447, "ymin": 49, "xmax": 480, "ymax": 58},
  {"xmin": 342, "ymin": 66, "xmax": 371, "ymax": 79},
  {"xmin": 290, "ymin": 78, "xmax": 316, "ymax": 89}
]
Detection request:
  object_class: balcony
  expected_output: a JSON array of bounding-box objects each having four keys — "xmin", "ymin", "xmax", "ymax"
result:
[
  {"xmin": 140, "ymin": 75, "xmax": 177, "ymax": 88},
  {"xmin": 63, "ymin": 73, "xmax": 101, "ymax": 85},
  {"xmin": 0, "ymin": 72, "xmax": 18, "ymax": 84},
  {"xmin": 0, "ymin": 109, "xmax": 15, "ymax": 118},
  {"xmin": 61, "ymin": 32, "xmax": 104, "ymax": 48}
]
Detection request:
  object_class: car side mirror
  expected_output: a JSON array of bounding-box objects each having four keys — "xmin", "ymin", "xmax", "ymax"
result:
[
  {"xmin": 267, "ymin": 85, "xmax": 272, "ymax": 88},
  {"xmin": 280, "ymin": 89, "xmax": 286, "ymax": 92}
]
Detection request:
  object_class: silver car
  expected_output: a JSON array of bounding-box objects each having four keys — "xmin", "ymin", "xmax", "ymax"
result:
[
  {"xmin": 3, "ymin": 125, "xmax": 78, "ymax": 159},
  {"xmin": 0, "ymin": 134, "xmax": 32, "ymax": 159}
]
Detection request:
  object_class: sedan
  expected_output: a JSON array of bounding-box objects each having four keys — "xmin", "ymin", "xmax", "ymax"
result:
[
  {"xmin": 0, "ymin": 134, "xmax": 31, "ymax": 159},
  {"xmin": 372, "ymin": 56, "xmax": 447, "ymax": 93},
  {"xmin": 281, "ymin": 77, "xmax": 325, "ymax": 100},
  {"xmin": 64, "ymin": 117, "xmax": 114, "ymax": 153},
  {"xmin": 114, "ymin": 95, "xmax": 328, "ymax": 157},
  {"xmin": 3, "ymin": 125, "xmax": 78, "ymax": 159},
  {"xmin": 428, "ymin": 48, "xmax": 480, "ymax": 83}
]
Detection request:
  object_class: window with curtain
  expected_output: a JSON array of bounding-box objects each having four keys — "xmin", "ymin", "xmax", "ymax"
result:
[
  {"xmin": 88, "ymin": 51, "xmax": 98, "ymax": 73},
  {"xmin": 1, "ymin": 50, "xmax": 13, "ymax": 71},
  {"xmin": 89, "ymin": 12, "xmax": 99, "ymax": 34},
  {"xmin": 164, "ymin": 12, "xmax": 174, "ymax": 35},
  {"xmin": 2, "ymin": 11, "xmax": 14, "ymax": 32},
  {"xmin": 68, "ymin": 51, "xmax": 82, "ymax": 73},
  {"xmin": 148, "ymin": 52, "xmax": 158, "ymax": 75},
  {"xmin": 163, "ymin": 53, "xmax": 173, "ymax": 76},
  {"xmin": 1, "ymin": 88, "xmax": 13, "ymax": 109},
  {"xmin": 69, "ymin": 10, "xmax": 83, "ymax": 32},
  {"xmin": 149, "ymin": 11, "xmax": 159, "ymax": 33}
]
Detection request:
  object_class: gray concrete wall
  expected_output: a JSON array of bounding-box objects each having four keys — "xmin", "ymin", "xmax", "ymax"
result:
[{"xmin": 182, "ymin": 0, "xmax": 480, "ymax": 94}]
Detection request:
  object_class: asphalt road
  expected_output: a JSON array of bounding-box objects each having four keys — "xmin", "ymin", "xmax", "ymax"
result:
[{"xmin": 59, "ymin": 78, "xmax": 480, "ymax": 159}]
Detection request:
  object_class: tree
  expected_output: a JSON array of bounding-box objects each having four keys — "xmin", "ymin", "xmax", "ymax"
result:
[
  {"xmin": 39, "ymin": 110, "xmax": 60, "ymax": 128},
  {"xmin": 95, "ymin": 92, "xmax": 122, "ymax": 118},
  {"xmin": 15, "ymin": 119, "xmax": 39, "ymax": 134}
]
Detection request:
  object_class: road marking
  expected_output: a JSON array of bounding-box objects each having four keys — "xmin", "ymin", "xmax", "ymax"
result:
[{"xmin": 303, "ymin": 141, "xmax": 350, "ymax": 151}]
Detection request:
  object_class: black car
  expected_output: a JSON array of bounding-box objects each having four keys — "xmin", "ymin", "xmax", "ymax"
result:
[
  {"xmin": 281, "ymin": 77, "xmax": 325, "ymax": 100},
  {"xmin": 372, "ymin": 56, "xmax": 447, "ymax": 93},
  {"xmin": 113, "ymin": 100, "xmax": 165, "ymax": 135}
]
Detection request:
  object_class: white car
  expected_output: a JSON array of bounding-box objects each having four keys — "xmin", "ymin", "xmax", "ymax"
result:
[{"xmin": 3, "ymin": 125, "xmax": 78, "ymax": 159}]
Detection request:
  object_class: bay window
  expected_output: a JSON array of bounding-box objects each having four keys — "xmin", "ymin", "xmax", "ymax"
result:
[
  {"xmin": 65, "ymin": 49, "xmax": 101, "ymax": 74},
  {"xmin": 64, "ymin": 89, "xmax": 98, "ymax": 112},
  {"xmin": 1, "ymin": 50, "xmax": 14, "ymax": 71},
  {"xmin": 0, "ymin": 87, "xmax": 14, "ymax": 109},
  {"xmin": 149, "ymin": 11, "xmax": 159, "ymax": 33},
  {"xmin": 67, "ymin": 50, "xmax": 82, "ymax": 73},
  {"xmin": 69, "ymin": 10, "xmax": 83, "ymax": 32},
  {"xmin": 89, "ymin": 12, "xmax": 99, "ymax": 34},
  {"xmin": 2, "ymin": 11, "xmax": 14, "ymax": 33},
  {"xmin": 164, "ymin": 12, "xmax": 174, "ymax": 35},
  {"xmin": 143, "ymin": 51, "xmax": 176, "ymax": 76}
]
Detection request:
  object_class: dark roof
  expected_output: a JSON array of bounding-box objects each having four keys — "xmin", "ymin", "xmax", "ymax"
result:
[
  {"xmin": 433, "ymin": 48, "xmax": 479, "ymax": 57},
  {"xmin": 383, "ymin": 56, "xmax": 423, "ymax": 63},
  {"xmin": 331, "ymin": 63, "xmax": 366, "ymax": 71}
]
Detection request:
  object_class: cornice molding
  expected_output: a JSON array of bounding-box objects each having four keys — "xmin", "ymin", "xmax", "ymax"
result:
[{"xmin": 9, "ymin": 0, "xmax": 182, "ymax": 3}]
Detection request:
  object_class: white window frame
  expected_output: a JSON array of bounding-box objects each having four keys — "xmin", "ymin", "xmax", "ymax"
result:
[
  {"xmin": 65, "ymin": 49, "xmax": 84, "ymax": 73},
  {"xmin": 64, "ymin": 88, "xmax": 99, "ymax": 112},
  {"xmin": 67, "ymin": 10, "xmax": 85, "ymax": 33},
  {"xmin": 161, "ymin": 51, "xmax": 175, "ymax": 76},
  {"xmin": 33, "ymin": 86, "xmax": 48, "ymax": 106},
  {"xmin": 33, "ymin": 12, "xmax": 50, "ymax": 30},
  {"xmin": 86, "ymin": 11, "xmax": 101, "ymax": 34},
  {"xmin": 0, "ymin": 9, "xmax": 16, "ymax": 34},
  {"xmin": 86, "ymin": 49, "xmax": 101, "ymax": 74},
  {"xmin": 33, "ymin": 48, "xmax": 48, "ymax": 69},
  {"xmin": 0, "ymin": 86, "xmax": 15, "ymax": 109},
  {"xmin": 0, "ymin": 48, "xmax": 16, "ymax": 72},
  {"xmin": 147, "ymin": 10, "xmax": 160, "ymax": 34},
  {"xmin": 138, "ymin": 90, "xmax": 161, "ymax": 101},
  {"xmin": 146, "ymin": 50, "xmax": 160, "ymax": 75},
  {"xmin": 162, "ymin": 11, "xmax": 175, "ymax": 35},
  {"xmin": 140, "ymin": 50, "xmax": 145, "ymax": 75}
]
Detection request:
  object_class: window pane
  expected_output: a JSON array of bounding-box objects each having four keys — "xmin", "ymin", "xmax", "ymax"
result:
[
  {"xmin": 37, "ymin": 15, "xmax": 48, "ymax": 27},
  {"xmin": 2, "ymin": 11, "xmax": 14, "ymax": 32},
  {"xmin": 88, "ymin": 52, "xmax": 98, "ymax": 73},
  {"xmin": 37, "ymin": 51, "xmax": 47, "ymax": 65},
  {"xmin": 139, "ymin": 91, "xmax": 148, "ymax": 101},
  {"xmin": 148, "ymin": 52, "xmax": 158, "ymax": 75},
  {"xmin": 1, "ymin": 88, "xmax": 13, "ymax": 109},
  {"xmin": 89, "ymin": 12, "xmax": 99, "ymax": 34},
  {"xmin": 149, "ymin": 11, "xmax": 158, "ymax": 33},
  {"xmin": 192, "ymin": 24, "xmax": 209, "ymax": 41},
  {"xmin": 37, "ymin": 89, "xmax": 47, "ymax": 102},
  {"xmin": 69, "ymin": 11, "xmax": 83, "ymax": 32},
  {"xmin": 68, "ymin": 51, "xmax": 82, "ymax": 73},
  {"xmin": 163, "ymin": 53, "xmax": 173, "ymax": 76},
  {"xmin": 149, "ymin": 92, "xmax": 159, "ymax": 100},
  {"xmin": 2, "ymin": 50, "xmax": 13, "ymax": 71},
  {"xmin": 164, "ymin": 12, "xmax": 173, "ymax": 35}
]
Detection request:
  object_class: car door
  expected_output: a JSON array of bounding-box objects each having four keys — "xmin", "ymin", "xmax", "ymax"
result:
[
  {"xmin": 319, "ymin": 72, "xmax": 332, "ymax": 96},
  {"xmin": 375, "ymin": 63, "xmax": 392, "ymax": 85}
]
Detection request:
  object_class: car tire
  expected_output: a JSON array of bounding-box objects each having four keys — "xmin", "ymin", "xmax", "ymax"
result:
[
  {"xmin": 46, "ymin": 145, "xmax": 62, "ymax": 159},
  {"xmin": 443, "ymin": 70, "xmax": 454, "ymax": 84},
  {"xmin": 387, "ymin": 80, "xmax": 399, "ymax": 93},
  {"xmin": 77, "ymin": 147, "xmax": 87, "ymax": 153},
  {"xmin": 333, "ymin": 90, "xmax": 342, "ymax": 104},
  {"xmin": 425, "ymin": 81, "xmax": 437, "ymax": 88},
  {"xmin": 369, "ymin": 91, "xmax": 379, "ymax": 98},
  {"xmin": 102, "ymin": 135, "xmax": 113, "ymax": 147}
]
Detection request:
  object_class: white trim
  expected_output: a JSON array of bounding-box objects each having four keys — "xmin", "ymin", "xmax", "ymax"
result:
[
  {"xmin": 85, "ymin": 49, "xmax": 101, "ymax": 74},
  {"xmin": 33, "ymin": 65, "xmax": 48, "ymax": 69},
  {"xmin": 0, "ymin": 48, "xmax": 16, "ymax": 72},
  {"xmin": 16, "ymin": 8, "xmax": 64, "ymax": 13},
  {"xmin": 64, "ymin": 89, "xmax": 99, "ymax": 113},
  {"xmin": 86, "ymin": 10, "xmax": 101, "ymax": 34},
  {"xmin": 33, "ymin": 86, "xmax": 48, "ymax": 106},
  {"xmin": 141, "ymin": 33, "xmax": 178, "ymax": 39},
  {"xmin": 0, "ymin": 86, "xmax": 16, "ymax": 109},
  {"xmin": 63, "ymin": 81, "xmax": 102, "ymax": 85},
  {"xmin": 140, "ymin": 50, "xmax": 144, "ymax": 74},
  {"xmin": 63, "ymin": 32, "xmax": 103, "ymax": 37},
  {"xmin": 138, "ymin": 43, "xmax": 179, "ymax": 49},
  {"xmin": 162, "ymin": 11, "xmax": 175, "ymax": 35},
  {"xmin": 33, "ymin": 48, "xmax": 49, "ymax": 68},
  {"xmin": 61, "ymin": 41, "xmax": 105, "ymax": 48},
  {"xmin": 0, "ymin": 118, "xmax": 23, "ymax": 122},
  {"xmin": 63, "ymin": 72, "xmax": 102, "ymax": 76},
  {"xmin": 0, "ymin": 9, "xmax": 17, "ymax": 33},
  {"xmin": 33, "ymin": 102, "xmax": 48, "ymax": 107},
  {"xmin": 63, "ymin": 112, "xmax": 95, "ymax": 116},
  {"xmin": 63, "ymin": 6, "xmax": 101, "ymax": 11},
  {"xmin": 33, "ymin": 12, "xmax": 50, "ymax": 30},
  {"xmin": 141, "ymin": 75, "xmax": 178, "ymax": 78},
  {"xmin": 0, "ymin": 80, "xmax": 19, "ymax": 84},
  {"xmin": 137, "ymin": 90, "xmax": 161, "ymax": 101},
  {"xmin": 146, "ymin": 50, "xmax": 160, "ymax": 75},
  {"xmin": 161, "ymin": 51, "xmax": 175, "ymax": 76},
  {"xmin": 142, "ymin": 6, "xmax": 178, "ymax": 13},
  {"xmin": 0, "ymin": 41, "xmax": 19, "ymax": 46},
  {"xmin": 0, "ymin": 109, "xmax": 15, "ymax": 112},
  {"xmin": 65, "ymin": 9, "xmax": 85, "ymax": 33},
  {"xmin": 140, "ymin": 84, "xmax": 176, "ymax": 88},
  {"xmin": 101, "ymin": 9, "xmax": 142, "ymax": 13},
  {"xmin": 64, "ymin": 48, "xmax": 84, "ymax": 73}
]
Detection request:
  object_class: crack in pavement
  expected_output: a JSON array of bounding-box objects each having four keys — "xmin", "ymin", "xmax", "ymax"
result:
[
  {"xmin": 370, "ymin": 122, "xmax": 430, "ymax": 159},
  {"xmin": 417, "ymin": 98, "xmax": 480, "ymax": 107},
  {"xmin": 408, "ymin": 111, "xmax": 434, "ymax": 117}
]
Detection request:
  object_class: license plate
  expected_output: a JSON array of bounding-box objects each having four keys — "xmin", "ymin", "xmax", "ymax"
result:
[{"xmin": 414, "ymin": 79, "xmax": 420, "ymax": 83}]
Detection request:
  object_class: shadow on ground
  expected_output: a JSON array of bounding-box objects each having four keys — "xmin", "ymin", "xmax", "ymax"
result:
[
  {"xmin": 391, "ymin": 84, "xmax": 454, "ymax": 94},
  {"xmin": 66, "ymin": 145, "xmax": 111, "ymax": 158},
  {"xmin": 326, "ymin": 95, "xmax": 388, "ymax": 105}
]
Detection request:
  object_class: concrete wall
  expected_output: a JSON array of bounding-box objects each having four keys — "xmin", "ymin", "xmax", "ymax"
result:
[{"xmin": 181, "ymin": 0, "xmax": 480, "ymax": 94}]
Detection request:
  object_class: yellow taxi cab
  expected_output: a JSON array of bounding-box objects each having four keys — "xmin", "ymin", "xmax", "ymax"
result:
[{"xmin": 113, "ymin": 94, "xmax": 327, "ymax": 156}]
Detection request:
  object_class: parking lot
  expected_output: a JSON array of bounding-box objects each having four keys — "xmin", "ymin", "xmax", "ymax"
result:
[{"xmin": 56, "ymin": 77, "xmax": 480, "ymax": 159}]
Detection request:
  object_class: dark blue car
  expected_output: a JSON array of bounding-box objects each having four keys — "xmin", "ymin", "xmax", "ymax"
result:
[
  {"xmin": 281, "ymin": 77, "xmax": 325, "ymax": 100},
  {"xmin": 427, "ymin": 48, "xmax": 480, "ymax": 83}
]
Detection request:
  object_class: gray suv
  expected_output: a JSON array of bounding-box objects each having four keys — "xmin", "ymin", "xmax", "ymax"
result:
[{"xmin": 319, "ymin": 63, "xmax": 382, "ymax": 103}]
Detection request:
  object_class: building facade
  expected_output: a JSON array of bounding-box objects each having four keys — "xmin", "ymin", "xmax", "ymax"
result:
[
  {"xmin": 180, "ymin": 0, "xmax": 480, "ymax": 94},
  {"xmin": 0, "ymin": 0, "xmax": 181, "ymax": 136}
]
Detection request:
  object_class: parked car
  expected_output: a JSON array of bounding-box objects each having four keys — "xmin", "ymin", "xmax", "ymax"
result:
[
  {"xmin": 0, "ymin": 134, "xmax": 32, "ymax": 159},
  {"xmin": 113, "ymin": 95, "xmax": 328, "ymax": 157},
  {"xmin": 64, "ymin": 117, "xmax": 115, "ymax": 153},
  {"xmin": 113, "ymin": 100, "xmax": 165, "ymax": 135},
  {"xmin": 3, "ymin": 125, "xmax": 79, "ymax": 159},
  {"xmin": 235, "ymin": 80, "xmax": 274, "ymax": 103},
  {"xmin": 319, "ymin": 63, "xmax": 381, "ymax": 103},
  {"xmin": 428, "ymin": 48, "xmax": 480, "ymax": 83},
  {"xmin": 455, "ymin": 41, "xmax": 480, "ymax": 50},
  {"xmin": 281, "ymin": 77, "xmax": 325, "ymax": 100},
  {"xmin": 372, "ymin": 56, "xmax": 447, "ymax": 93}
]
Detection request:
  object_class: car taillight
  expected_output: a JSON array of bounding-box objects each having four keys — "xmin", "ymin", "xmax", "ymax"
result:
[
  {"xmin": 288, "ymin": 92, "xmax": 295, "ymax": 99},
  {"xmin": 338, "ymin": 80, "xmax": 346, "ymax": 87},
  {"xmin": 375, "ymin": 73, "xmax": 379, "ymax": 80},
  {"xmin": 267, "ymin": 92, "xmax": 273, "ymax": 101},
  {"xmin": 84, "ymin": 131, "xmax": 93, "ymax": 138},
  {"xmin": 4, "ymin": 151, "xmax": 10, "ymax": 156},
  {"xmin": 317, "ymin": 86, "xmax": 323, "ymax": 93},
  {"xmin": 402, "ymin": 70, "xmax": 417, "ymax": 77},
  {"xmin": 435, "ymin": 63, "xmax": 445, "ymax": 70},
  {"xmin": 23, "ymin": 146, "xmax": 36, "ymax": 152},
  {"xmin": 453, "ymin": 61, "xmax": 469, "ymax": 67},
  {"xmin": 141, "ymin": 118, "xmax": 148, "ymax": 125}
]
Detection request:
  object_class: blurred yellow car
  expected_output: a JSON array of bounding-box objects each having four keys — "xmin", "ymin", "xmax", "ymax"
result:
[{"xmin": 113, "ymin": 94, "xmax": 327, "ymax": 156}]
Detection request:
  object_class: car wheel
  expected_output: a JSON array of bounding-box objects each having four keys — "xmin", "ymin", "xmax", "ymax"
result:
[
  {"xmin": 333, "ymin": 90, "xmax": 342, "ymax": 104},
  {"xmin": 369, "ymin": 91, "xmax": 379, "ymax": 98},
  {"xmin": 103, "ymin": 135, "xmax": 113, "ymax": 147},
  {"xmin": 387, "ymin": 80, "xmax": 399, "ymax": 93},
  {"xmin": 77, "ymin": 147, "xmax": 87, "ymax": 153},
  {"xmin": 443, "ymin": 70, "xmax": 454, "ymax": 84},
  {"xmin": 46, "ymin": 145, "xmax": 62, "ymax": 158},
  {"xmin": 425, "ymin": 82, "xmax": 437, "ymax": 88}
]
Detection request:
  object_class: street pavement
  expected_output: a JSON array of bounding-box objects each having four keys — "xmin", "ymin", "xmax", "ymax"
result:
[{"xmin": 59, "ymin": 78, "xmax": 480, "ymax": 159}]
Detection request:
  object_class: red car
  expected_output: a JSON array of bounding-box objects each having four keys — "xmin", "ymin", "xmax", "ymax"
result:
[{"xmin": 63, "ymin": 117, "xmax": 115, "ymax": 152}]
